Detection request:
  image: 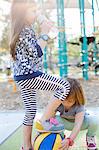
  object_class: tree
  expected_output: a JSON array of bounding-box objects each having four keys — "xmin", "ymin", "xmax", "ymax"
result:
[{"xmin": 0, "ymin": 22, "xmax": 10, "ymax": 51}]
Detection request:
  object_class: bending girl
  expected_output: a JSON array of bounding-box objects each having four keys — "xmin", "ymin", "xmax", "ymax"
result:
[{"xmin": 56, "ymin": 78, "xmax": 98, "ymax": 150}]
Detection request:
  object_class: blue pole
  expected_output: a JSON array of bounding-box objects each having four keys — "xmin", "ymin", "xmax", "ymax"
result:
[
  {"xmin": 79, "ymin": 0, "xmax": 89, "ymax": 80},
  {"xmin": 96, "ymin": 0, "xmax": 99, "ymax": 11},
  {"xmin": 92, "ymin": 0, "xmax": 98, "ymax": 75},
  {"xmin": 56, "ymin": 0, "xmax": 68, "ymax": 78},
  {"xmin": 43, "ymin": 46, "xmax": 48, "ymax": 73}
]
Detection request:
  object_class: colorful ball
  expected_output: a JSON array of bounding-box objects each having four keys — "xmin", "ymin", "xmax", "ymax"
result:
[{"xmin": 33, "ymin": 132, "xmax": 64, "ymax": 150}]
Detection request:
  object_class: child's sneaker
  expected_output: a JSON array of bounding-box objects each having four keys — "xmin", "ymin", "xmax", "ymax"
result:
[
  {"xmin": 86, "ymin": 135, "xmax": 97, "ymax": 150},
  {"xmin": 34, "ymin": 117, "xmax": 64, "ymax": 133}
]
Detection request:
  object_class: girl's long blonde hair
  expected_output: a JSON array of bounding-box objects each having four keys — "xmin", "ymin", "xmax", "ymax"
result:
[
  {"xmin": 10, "ymin": 0, "xmax": 33, "ymax": 60},
  {"xmin": 67, "ymin": 78, "xmax": 86, "ymax": 105}
]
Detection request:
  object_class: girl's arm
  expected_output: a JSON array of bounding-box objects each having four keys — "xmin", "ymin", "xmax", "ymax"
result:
[
  {"xmin": 37, "ymin": 39, "xmax": 47, "ymax": 50},
  {"xmin": 59, "ymin": 111, "xmax": 84, "ymax": 150},
  {"xmin": 69, "ymin": 111, "xmax": 84, "ymax": 141},
  {"xmin": 36, "ymin": 15, "xmax": 51, "ymax": 49},
  {"xmin": 37, "ymin": 14, "xmax": 52, "ymax": 34}
]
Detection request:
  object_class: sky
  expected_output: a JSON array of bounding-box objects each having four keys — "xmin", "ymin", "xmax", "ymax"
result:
[
  {"xmin": 0, "ymin": 0, "xmax": 10, "ymax": 40},
  {"xmin": 0, "ymin": 0, "xmax": 99, "ymax": 40}
]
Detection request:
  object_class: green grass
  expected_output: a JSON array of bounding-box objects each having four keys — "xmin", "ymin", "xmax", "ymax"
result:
[{"xmin": 0, "ymin": 127, "xmax": 99, "ymax": 150}]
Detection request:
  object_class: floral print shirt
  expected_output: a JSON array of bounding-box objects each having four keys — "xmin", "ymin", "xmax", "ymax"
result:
[{"xmin": 12, "ymin": 26, "xmax": 43, "ymax": 76}]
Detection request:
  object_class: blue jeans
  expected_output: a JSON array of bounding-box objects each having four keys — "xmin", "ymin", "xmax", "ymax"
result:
[{"xmin": 56, "ymin": 113, "xmax": 98, "ymax": 136}]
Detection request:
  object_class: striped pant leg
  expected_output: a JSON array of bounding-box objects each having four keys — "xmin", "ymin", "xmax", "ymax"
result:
[
  {"xmin": 20, "ymin": 88, "xmax": 37, "ymax": 126},
  {"xmin": 18, "ymin": 73, "xmax": 70, "ymax": 101}
]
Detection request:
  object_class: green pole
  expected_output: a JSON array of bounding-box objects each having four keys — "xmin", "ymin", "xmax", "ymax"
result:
[
  {"xmin": 56, "ymin": 0, "xmax": 68, "ymax": 78},
  {"xmin": 79, "ymin": 0, "xmax": 89, "ymax": 80},
  {"xmin": 92, "ymin": 0, "xmax": 98, "ymax": 75},
  {"xmin": 96, "ymin": 0, "xmax": 99, "ymax": 11},
  {"xmin": 43, "ymin": 46, "xmax": 48, "ymax": 73},
  {"xmin": 40, "ymin": 0, "xmax": 43, "ymax": 7}
]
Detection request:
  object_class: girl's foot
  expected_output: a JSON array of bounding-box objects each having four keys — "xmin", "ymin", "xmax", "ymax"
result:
[
  {"xmin": 34, "ymin": 117, "xmax": 64, "ymax": 133},
  {"xmin": 21, "ymin": 147, "xmax": 33, "ymax": 150},
  {"xmin": 86, "ymin": 135, "xmax": 97, "ymax": 150}
]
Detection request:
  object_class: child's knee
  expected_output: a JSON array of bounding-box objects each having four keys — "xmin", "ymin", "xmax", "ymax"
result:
[{"xmin": 88, "ymin": 115, "xmax": 99, "ymax": 130}]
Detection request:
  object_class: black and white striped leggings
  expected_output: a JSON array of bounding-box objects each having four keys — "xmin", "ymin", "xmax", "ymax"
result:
[{"xmin": 17, "ymin": 73, "xmax": 70, "ymax": 126}]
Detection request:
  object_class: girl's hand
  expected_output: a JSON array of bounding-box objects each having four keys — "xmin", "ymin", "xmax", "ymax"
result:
[
  {"xmin": 59, "ymin": 138, "xmax": 70, "ymax": 150},
  {"xmin": 36, "ymin": 11, "xmax": 52, "ymax": 34},
  {"xmin": 40, "ymin": 20, "xmax": 53, "ymax": 34}
]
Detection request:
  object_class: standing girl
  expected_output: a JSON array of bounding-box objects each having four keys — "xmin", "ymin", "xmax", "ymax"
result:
[{"xmin": 10, "ymin": 1, "xmax": 70, "ymax": 150}]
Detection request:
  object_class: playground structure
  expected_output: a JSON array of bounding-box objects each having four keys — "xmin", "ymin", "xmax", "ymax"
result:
[
  {"xmin": 0, "ymin": 0, "xmax": 99, "ymax": 87},
  {"xmin": 0, "ymin": 0, "xmax": 98, "ymax": 98},
  {"xmin": 0, "ymin": 0, "xmax": 98, "ymax": 97},
  {"xmin": 39, "ymin": 0, "xmax": 99, "ymax": 80},
  {"xmin": 0, "ymin": 0, "xmax": 98, "ymax": 82}
]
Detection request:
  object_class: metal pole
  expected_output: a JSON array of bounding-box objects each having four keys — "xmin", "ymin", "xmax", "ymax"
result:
[
  {"xmin": 92, "ymin": 0, "xmax": 98, "ymax": 75},
  {"xmin": 39, "ymin": 0, "xmax": 48, "ymax": 73},
  {"xmin": 56, "ymin": 0, "xmax": 68, "ymax": 78},
  {"xmin": 96, "ymin": 0, "xmax": 99, "ymax": 11},
  {"xmin": 79, "ymin": 0, "xmax": 89, "ymax": 80},
  {"xmin": 43, "ymin": 46, "xmax": 48, "ymax": 73}
]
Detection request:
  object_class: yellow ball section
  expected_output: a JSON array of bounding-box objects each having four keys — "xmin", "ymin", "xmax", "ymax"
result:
[{"xmin": 33, "ymin": 132, "xmax": 64, "ymax": 150}]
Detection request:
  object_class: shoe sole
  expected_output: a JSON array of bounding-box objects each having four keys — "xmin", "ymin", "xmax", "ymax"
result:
[
  {"xmin": 87, "ymin": 148, "xmax": 98, "ymax": 150},
  {"xmin": 35, "ymin": 128, "xmax": 64, "ymax": 133}
]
